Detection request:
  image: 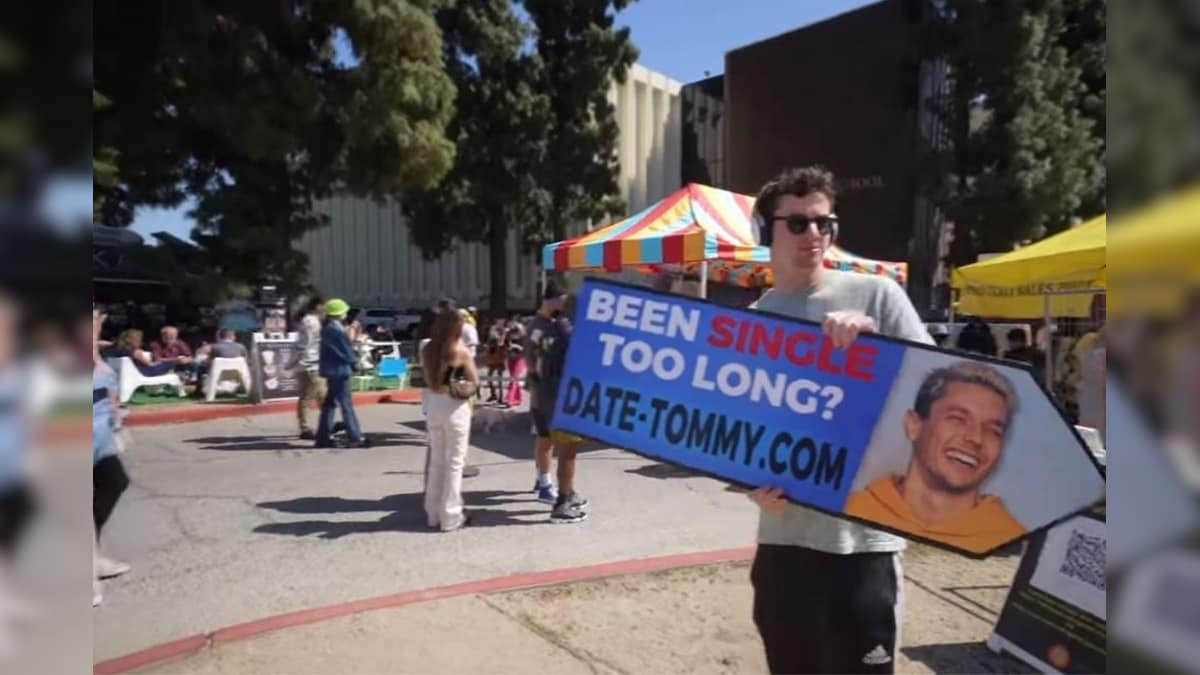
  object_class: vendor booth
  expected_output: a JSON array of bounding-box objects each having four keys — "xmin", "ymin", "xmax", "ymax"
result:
[
  {"xmin": 951, "ymin": 214, "xmax": 1106, "ymax": 319},
  {"xmin": 541, "ymin": 183, "xmax": 907, "ymax": 296}
]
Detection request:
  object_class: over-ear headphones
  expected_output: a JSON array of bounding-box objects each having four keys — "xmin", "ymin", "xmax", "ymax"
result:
[{"xmin": 753, "ymin": 210, "xmax": 771, "ymax": 247}]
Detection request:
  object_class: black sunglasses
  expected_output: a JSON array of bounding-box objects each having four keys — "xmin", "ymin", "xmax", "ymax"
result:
[{"xmin": 771, "ymin": 214, "xmax": 839, "ymax": 236}]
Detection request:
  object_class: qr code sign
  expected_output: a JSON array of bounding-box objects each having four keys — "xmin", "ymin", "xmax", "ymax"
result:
[{"xmin": 1059, "ymin": 529, "xmax": 1106, "ymax": 591}]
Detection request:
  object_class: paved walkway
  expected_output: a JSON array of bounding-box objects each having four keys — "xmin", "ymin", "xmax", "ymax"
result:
[
  {"xmin": 93, "ymin": 401, "xmax": 1027, "ymax": 673},
  {"xmin": 94, "ymin": 402, "xmax": 760, "ymax": 663},
  {"xmin": 127, "ymin": 554, "xmax": 1024, "ymax": 674}
]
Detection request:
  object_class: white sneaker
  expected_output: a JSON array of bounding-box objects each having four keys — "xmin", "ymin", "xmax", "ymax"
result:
[
  {"xmin": 94, "ymin": 556, "xmax": 131, "ymax": 580},
  {"xmin": 92, "ymin": 579, "xmax": 103, "ymax": 608}
]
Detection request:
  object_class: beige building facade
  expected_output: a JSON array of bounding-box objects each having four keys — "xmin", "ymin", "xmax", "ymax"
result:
[{"xmin": 297, "ymin": 63, "xmax": 682, "ymax": 311}]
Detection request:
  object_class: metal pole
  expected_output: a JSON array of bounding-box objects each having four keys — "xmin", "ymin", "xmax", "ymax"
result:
[
  {"xmin": 699, "ymin": 262, "xmax": 709, "ymax": 299},
  {"xmin": 540, "ymin": 268, "xmax": 547, "ymax": 296},
  {"xmin": 1043, "ymin": 293, "xmax": 1054, "ymax": 390}
]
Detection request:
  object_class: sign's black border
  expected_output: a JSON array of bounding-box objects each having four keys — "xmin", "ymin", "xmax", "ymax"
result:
[{"xmin": 551, "ymin": 276, "xmax": 1107, "ymax": 560}]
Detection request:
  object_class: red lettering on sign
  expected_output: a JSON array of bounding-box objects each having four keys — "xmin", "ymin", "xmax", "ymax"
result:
[
  {"xmin": 707, "ymin": 315, "xmax": 736, "ymax": 348},
  {"xmin": 845, "ymin": 343, "xmax": 878, "ymax": 382},
  {"xmin": 705, "ymin": 316, "xmax": 878, "ymax": 382}
]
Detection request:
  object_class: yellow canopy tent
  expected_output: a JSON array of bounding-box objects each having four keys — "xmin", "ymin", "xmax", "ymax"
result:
[
  {"xmin": 1107, "ymin": 186, "xmax": 1200, "ymax": 315},
  {"xmin": 951, "ymin": 214, "xmax": 1106, "ymax": 318}
]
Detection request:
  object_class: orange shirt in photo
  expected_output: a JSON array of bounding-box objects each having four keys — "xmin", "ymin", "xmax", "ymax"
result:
[{"xmin": 843, "ymin": 476, "xmax": 1027, "ymax": 555}]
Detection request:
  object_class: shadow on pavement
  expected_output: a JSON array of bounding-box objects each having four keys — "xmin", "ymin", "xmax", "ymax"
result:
[
  {"xmin": 900, "ymin": 641, "xmax": 1024, "ymax": 673},
  {"xmin": 186, "ymin": 432, "xmax": 428, "ymax": 451},
  {"xmin": 400, "ymin": 418, "xmax": 611, "ymax": 462},
  {"xmin": 254, "ymin": 490, "xmax": 549, "ymax": 538},
  {"xmin": 625, "ymin": 463, "xmax": 700, "ymax": 480}
]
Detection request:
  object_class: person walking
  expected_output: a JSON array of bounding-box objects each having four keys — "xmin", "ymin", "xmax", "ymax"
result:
[
  {"xmin": 92, "ymin": 311, "xmax": 131, "ymax": 607},
  {"xmin": 526, "ymin": 283, "xmax": 587, "ymax": 524},
  {"xmin": 314, "ymin": 299, "xmax": 369, "ymax": 448},
  {"xmin": 504, "ymin": 314, "xmax": 527, "ymax": 408},
  {"xmin": 295, "ymin": 297, "xmax": 326, "ymax": 440},
  {"xmin": 0, "ymin": 299, "xmax": 36, "ymax": 649},
  {"xmin": 421, "ymin": 309, "xmax": 478, "ymax": 531},
  {"xmin": 483, "ymin": 318, "xmax": 507, "ymax": 404}
]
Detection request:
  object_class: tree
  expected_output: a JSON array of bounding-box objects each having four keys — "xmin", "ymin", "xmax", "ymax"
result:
[
  {"xmin": 94, "ymin": 0, "xmax": 457, "ymax": 297},
  {"xmin": 522, "ymin": 0, "xmax": 639, "ymax": 244},
  {"xmin": 404, "ymin": 0, "xmax": 552, "ymax": 312},
  {"xmin": 918, "ymin": 0, "xmax": 1105, "ymax": 268},
  {"xmin": 1107, "ymin": 0, "xmax": 1200, "ymax": 212}
]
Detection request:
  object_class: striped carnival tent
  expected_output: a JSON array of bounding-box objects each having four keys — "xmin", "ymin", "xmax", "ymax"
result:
[
  {"xmin": 541, "ymin": 183, "xmax": 907, "ymax": 295},
  {"xmin": 542, "ymin": 183, "xmax": 763, "ymax": 274},
  {"xmin": 641, "ymin": 245, "xmax": 907, "ymax": 289}
]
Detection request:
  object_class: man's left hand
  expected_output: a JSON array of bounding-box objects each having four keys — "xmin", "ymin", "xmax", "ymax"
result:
[{"xmin": 823, "ymin": 311, "xmax": 877, "ymax": 350}]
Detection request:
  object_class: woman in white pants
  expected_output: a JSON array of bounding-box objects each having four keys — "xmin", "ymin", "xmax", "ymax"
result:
[{"xmin": 421, "ymin": 309, "xmax": 478, "ymax": 531}]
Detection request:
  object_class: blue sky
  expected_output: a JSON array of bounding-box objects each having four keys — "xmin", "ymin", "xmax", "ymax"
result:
[{"xmin": 128, "ymin": 0, "xmax": 878, "ymax": 243}]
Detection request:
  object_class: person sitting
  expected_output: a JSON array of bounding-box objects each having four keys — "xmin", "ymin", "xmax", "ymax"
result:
[
  {"xmin": 101, "ymin": 329, "xmax": 176, "ymax": 377},
  {"xmin": 151, "ymin": 325, "xmax": 198, "ymax": 380},
  {"xmin": 200, "ymin": 329, "xmax": 248, "ymax": 360},
  {"xmin": 368, "ymin": 323, "xmax": 397, "ymax": 363}
]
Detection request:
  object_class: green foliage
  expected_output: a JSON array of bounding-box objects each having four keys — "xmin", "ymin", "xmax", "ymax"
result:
[
  {"xmin": 1107, "ymin": 0, "xmax": 1200, "ymax": 213},
  {"xmin": 405, "ymin": 0, "xmax": 637, "ymax": 309},
  {"xmin": 404, "ymin": 0, "xmax": 552, "ymax": 311},
  {"xmin": 919, "ymin": 0, "xmax": 1105, "ymax": 266},
  {"xmin": 94, "ymin": 0, "xmax": 458, "ymax": 296},
  {"xmin": 522, "ymin": 0, "xmax": 638, "ymax": 243}
]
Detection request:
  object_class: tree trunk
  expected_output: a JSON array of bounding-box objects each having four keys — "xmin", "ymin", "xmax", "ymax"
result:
[
  {"xmin": 488, "ymin": 220, "xmax": 508, "ymax": 314},
  {"xmin": 550, "ymin": 194, "xmax": 567, "ymax": 243}
]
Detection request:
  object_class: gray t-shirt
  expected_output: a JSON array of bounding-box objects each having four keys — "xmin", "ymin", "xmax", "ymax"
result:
[
  {"xmin": 210, "ymin": 340, "xmax": 248, "ymax": 360},
  {"xmin": 751, "ymin": 269, "xmax": 933, "ymax": 554}
]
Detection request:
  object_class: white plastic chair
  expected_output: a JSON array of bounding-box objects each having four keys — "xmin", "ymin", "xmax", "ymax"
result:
[
  {"xmin": 108, "ymin": 357, "xmax": 185, "ymax": 404},
  {"xmin": 204, "ymin": 357, "xmax": 252, "ymax": 401}
]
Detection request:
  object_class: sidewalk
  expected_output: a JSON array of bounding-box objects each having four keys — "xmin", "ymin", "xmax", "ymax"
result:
[
  {"xmin": 93, "ymin": 403, "xmax": 1027, "ymax": 674},
  {"xmin": 127, "ymin": 554, "xmax": 1024, "ymax": 674}
]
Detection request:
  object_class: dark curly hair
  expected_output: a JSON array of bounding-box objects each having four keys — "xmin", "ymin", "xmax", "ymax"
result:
[{"xmin": 753, "ymin": 165, "xmax": 838, "ymax": 227}]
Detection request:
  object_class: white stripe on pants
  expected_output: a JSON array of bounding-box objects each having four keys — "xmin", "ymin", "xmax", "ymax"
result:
[{"xmin": 424, "ymin": 391, "xmax": 471, "ymax": 531}]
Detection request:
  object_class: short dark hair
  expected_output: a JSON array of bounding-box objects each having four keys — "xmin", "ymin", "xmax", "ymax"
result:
[
  {"xmin": 218, "ymin": 328, "xmax": 236, "ymax": 340},
  {"xmin": 753, "ymin": 166, "xmax": 838, "ymax": 226},
  {"xmin": 1006, "ymin": 328, "xmax": 1027, "ymax": 344},
  {"xmin": 542, "ymin": 280, "xmax": 567, "ymax": 301},
  {"xmin": 913, "ymin": 362, "xmax": 1018, "ymax": 428}
]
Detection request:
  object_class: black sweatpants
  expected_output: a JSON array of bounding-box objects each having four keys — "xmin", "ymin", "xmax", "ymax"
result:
[
  {"xmin": 751, "ymin": 544, "xmax": 901, "ymax": 675},
  {"xmin": 93, "ymin": 455, "xmax": 130, "ymax": 537},
  {"xmin": 0, "ymin": 482, "xmax": 35, "ymax": 560}
]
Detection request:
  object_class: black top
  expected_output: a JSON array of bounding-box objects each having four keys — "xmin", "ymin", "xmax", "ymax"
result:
[{"xmin": 442, "ymin": 365, "xmax": 467, "ymax": 385}]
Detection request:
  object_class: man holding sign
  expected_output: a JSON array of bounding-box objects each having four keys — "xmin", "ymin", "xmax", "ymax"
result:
[{"xmin": 745, "ymin": 167, "xmax": 931, "ymax": 674}]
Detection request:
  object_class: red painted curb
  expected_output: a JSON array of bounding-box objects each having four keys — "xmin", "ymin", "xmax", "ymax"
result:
[
  {"xmin": 94, "ymin": 634, "xmax": 209, "ymax": 675},
  {"xmin": 124, "ymin": 389, "xmax": 422, "ymax": 428},
  {"xmin": 93, "ymin": 545, "xmax": 755, "ymax": 674}
]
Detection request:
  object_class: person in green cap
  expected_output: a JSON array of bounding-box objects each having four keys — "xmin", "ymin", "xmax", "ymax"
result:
[{"xmin": 315, "ymin": 298, "xmax": 369, "ymax": 448}]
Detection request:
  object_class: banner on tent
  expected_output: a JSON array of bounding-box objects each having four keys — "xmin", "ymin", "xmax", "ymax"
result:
[{"xmin": 552, "ymin": 279, "xmax": 1106, "ymax": 557}]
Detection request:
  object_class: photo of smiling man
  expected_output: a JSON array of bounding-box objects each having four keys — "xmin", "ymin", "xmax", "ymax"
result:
[{"xmin": 844, "ymin": 361, "xmax": 1027, "ymax": 554}]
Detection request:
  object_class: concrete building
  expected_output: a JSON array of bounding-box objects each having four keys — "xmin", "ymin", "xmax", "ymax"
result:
[
  {"xmin": 297, "ymin": 63, "xmax": 682, "ymax": 312},
  {"xmin": 680, "ymin": 0, "xmax": 950, "ymax": 312}
]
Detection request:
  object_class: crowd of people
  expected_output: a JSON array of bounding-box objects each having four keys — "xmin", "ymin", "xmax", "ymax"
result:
[
  {"xmin": 77, "ymin": 164, "xmax": 1120, "ymax": 674},
  {"xmin": 97, "ymin": 324, "xmax": 247, "ymax": 390}
]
